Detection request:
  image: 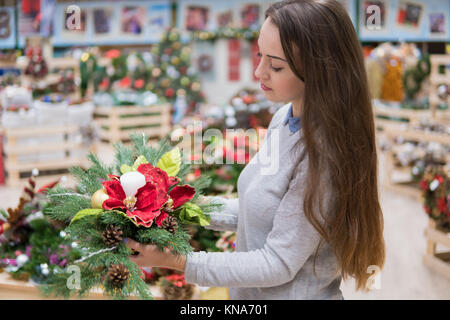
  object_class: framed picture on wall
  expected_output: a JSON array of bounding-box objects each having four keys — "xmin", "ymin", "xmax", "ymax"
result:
[
  {"xmin": 429, "ymin": 12, "xmax": 446, "ymax": 34},
  {"xmin": 185, "ymin": 5, "xmax": 210, "ymax": 31},
  {"xmin": 396, "ymin": 0, "xmax": 424, "ymax": 30},
  {"xmin": 93, "ymin": 8, "xmax": 113, "ymax": 35},
  {"xmin": 121, "ymin": 6, "xmax": 145, "ymax": 35},
  {"xmin": 217, "ymin": 9, "xmax": 234, "ymax": 28},
  {"xmin": 0, "ymin": 9, "xmax": 12, "ymax": 40},
  {"xmin": 240, "ymin": 3, "xmax": 260, "ymax": 30}
]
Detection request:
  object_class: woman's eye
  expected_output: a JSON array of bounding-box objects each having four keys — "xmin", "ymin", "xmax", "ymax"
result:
[
  {"xmin": 256, "ymin": 52, "xmax": 262, "ymax": 58},
  {"xmin": 271, "ymin": 66, "xmax": 283, "ymax": 72}
]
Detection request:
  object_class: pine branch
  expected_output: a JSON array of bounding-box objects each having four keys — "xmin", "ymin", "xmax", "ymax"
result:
[
  {"xmin": 189, "ymin": 175, "xmax": 213, "ymax": 201},
  {"xmin": 113, "ymin": 142, "xmax": 135, "ymax": 173},
  {"xmin": 43, "ymin": 186, "xmax": 91, "ymax": 222},
  {"xmin": 148, "ymin": 139, "xmax": 172, "ymax": 166}
]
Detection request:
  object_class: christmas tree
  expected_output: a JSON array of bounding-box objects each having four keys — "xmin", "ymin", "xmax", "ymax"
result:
[{"xmin": 148, "ymin": 28, "xmax": 205, "ymax": 112}]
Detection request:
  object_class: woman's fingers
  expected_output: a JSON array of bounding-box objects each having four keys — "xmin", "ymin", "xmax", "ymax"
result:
[{"xmin": 124, "ymin": 238, "xmax": 142, "ymax": 253}]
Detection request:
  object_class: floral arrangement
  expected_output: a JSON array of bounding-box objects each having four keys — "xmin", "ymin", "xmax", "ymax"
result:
[{"xmin": 40, "ymin": 134, "xmax": 220, "ymax": 299}]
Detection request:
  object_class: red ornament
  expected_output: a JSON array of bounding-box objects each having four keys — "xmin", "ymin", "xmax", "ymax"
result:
[
  {"xmin": 437, "ymin": 197, "xmax": 447, "ymax": 213},
  {"xmin": 165, "ymin": 88, "xmax": 175, "ymax": 98},
  {"xmin": 134, "ymin": 79, "xmax": 145, "ymax": 89},
  {"xmin": 105, "ymin": 49, "xmax": 121, "ymax": 59},
  {"xmin": 120, "ymin": 77, "xmax": 131, "ymax": 88},
  {"xmin": 242, "ymin": 95, "xmax": 254, "ymax": 105},
  {"xmin": 420, "ymin": 179, "xmax": 428, "ymax": 191}
]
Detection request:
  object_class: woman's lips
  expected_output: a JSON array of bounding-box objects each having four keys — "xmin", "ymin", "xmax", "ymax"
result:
[{"xmin": 261, "ymin": 83, "xmax": 272, "ymax": 91}]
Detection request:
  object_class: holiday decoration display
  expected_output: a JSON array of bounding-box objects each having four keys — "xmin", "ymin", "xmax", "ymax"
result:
[
  {"xmin": 403, "ymin": 54, "xmax": 431, "ymax": 101},
  {"xmin": 0, "ymin": 85, "xmax": 33, "ymax": 112},
  {"xmin": 80, "ymin": 29, "xmax": 205, "ymax": 112},
  {"xmin": 24, "ymin": 47, "xmax": 48, "ymax": 79},
  {"xmin": 381, "ymin": 57, "xmax": 404, "ymax": 102},
  {"xmin": 40, "ymin": 133, "xmax": 221, "ymax": 300},
  {"xmin": 420, "ymin": 166, "xmax": 449, "ymax": 230},
  {"xmin": 0, "ymin": 171, "xmax": 79, "ymax": 283}
]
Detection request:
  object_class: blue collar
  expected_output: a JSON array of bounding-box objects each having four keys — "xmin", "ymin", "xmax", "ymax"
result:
[{"xmin": 283, "ymin": 104, "xmax": 301, "ymax": 133}]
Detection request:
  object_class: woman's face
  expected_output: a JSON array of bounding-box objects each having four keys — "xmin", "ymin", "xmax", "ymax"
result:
[{"xmin": 254, "ymin": 18, "xmax": 305, "ymax": 109}]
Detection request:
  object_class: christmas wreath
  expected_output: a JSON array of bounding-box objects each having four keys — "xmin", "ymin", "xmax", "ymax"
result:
[
  {"xmin": 40, "ymin": 134, "xmax": 221, "ymax": 299},
  {"xmin": 198, "ymin": 54, "xmax": 213, "ymax": 73},
  {"xmin": 420, "ymin": 166, "xmax": 449, "ymax": 230}
]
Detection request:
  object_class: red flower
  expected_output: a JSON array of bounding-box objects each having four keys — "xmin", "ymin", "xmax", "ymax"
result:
[
  {"xmin": 168, "ymin": 185, "xmax": 196, "ymax": 209},
  {"xmin": 155, "ymin": 212, "xmax": 169, "ymax": 227},
  {"xmin": 101, "ymin": 164, "xmax": 196, "ymax": 228},
  {"xmin": 102, "ymin": 179, "xmax": 164, "ymax": 227}
]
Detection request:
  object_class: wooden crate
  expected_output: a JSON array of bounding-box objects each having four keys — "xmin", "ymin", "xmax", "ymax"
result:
[
  {"xmin": 423, "ymin": 219, "xmax": 450, "ymax": 280},
  {"xmin": 429, "ymin": 55, "xmax": 450, "ymax": 121},
  {"xmin": 374, "ymin": 103, "xmax": 449, "ymax": 131},
  {"xmin": 94, "ymin": 104, "xmax": 171, "ymax": 145},
  {"xmin": 1, "ymin": 124, "xmax": 93, "ymax": 187},
  {"xmin": 383, "ymin": 127, "xmax": 450, "ymax": 199},
  {"xmin": 19, "ymin": 56, "xmax": 82, "ymax": 102}
]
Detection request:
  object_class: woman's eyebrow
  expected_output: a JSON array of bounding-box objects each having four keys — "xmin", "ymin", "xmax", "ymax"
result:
[{"xmin": 267, "ymin": 55, "xmax": 287, "ymax": 62}]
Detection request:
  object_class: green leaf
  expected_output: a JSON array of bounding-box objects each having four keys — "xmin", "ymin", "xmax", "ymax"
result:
[
  {"xmin": 120, "ymin": 164, "xmax": 133, "ymax": 175},
  {"xmin": 132, "ymin": 155, "xmax": 148, "ymax": 171},
  {"xmin": 70, "ymin": 209, "xmax": 104, "ymax": 226},
  {"xmin": 178, "ymin": 203, "xmax": 210, "ymax": 226},
  {"xmin": 156, "ymin": 148, "xmax": 181, "ymax": 177},
  {"xmin": 109, "ymin": 210, "xmax": 139, "ymax": 227}
]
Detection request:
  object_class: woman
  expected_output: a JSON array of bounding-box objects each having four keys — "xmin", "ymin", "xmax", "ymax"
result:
[{"xmin": 126, "ymin": 0, "xmax": 385, "ymax": 300}]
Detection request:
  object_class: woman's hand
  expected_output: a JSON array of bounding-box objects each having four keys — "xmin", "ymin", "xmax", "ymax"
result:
[{"xmin": 124, "ymin": 239, "xmax": 187, "ymax": 272}]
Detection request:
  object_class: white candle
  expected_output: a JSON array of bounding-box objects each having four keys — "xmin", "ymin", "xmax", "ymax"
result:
[{"xmin": 120, "ymin": 171, "xmax": 147, "ymax": 197}]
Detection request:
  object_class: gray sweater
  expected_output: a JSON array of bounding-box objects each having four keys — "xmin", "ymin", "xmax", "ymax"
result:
[{"xmin": 185, "ymin": 103, "xmax": 343, "ymax": 300}]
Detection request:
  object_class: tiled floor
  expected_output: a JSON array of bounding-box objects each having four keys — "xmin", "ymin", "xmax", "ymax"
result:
[{"xmin": 1, "ymin": 144, "xmax": 449, "ymax": 300}]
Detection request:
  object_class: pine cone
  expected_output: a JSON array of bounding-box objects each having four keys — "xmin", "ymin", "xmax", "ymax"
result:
[
  {"xmin": 182, "ymin": 284, "xmax": 194, "ymax": 300},
  {"xmin": 162, "ymin": 285, "xmax": 184, "ymax": 300},
  {"xmin": 161, "ymin": 215, "xmax": 178, "ymax": 234},
  {"xmin": 162, "ymin": 284, "xmax": 194, "ymax": 300},
  {"xmin": 107, "ymin": 264, "xmax": 129, "ymax": 287},
  {"xmin": 102, "ymin": 225, "xmax": 123, "ymax": 247}
]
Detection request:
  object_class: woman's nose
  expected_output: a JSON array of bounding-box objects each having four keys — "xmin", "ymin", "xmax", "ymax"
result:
[{"xmin": 254, "ymin": 60, "xmax": 268, "ymax": 81}]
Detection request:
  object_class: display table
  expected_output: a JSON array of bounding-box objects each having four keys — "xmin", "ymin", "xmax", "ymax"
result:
[{"xmin": 0, "ymin": 271, "xmax": 203, "ymax": 300}]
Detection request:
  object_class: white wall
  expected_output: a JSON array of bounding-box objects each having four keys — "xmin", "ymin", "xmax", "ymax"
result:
[{"xmin": 192, "ymin": 39, "xmax": 260, "ymax": 106}]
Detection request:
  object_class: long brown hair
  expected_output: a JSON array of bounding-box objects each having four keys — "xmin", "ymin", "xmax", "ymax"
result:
[{"xmin": 266, "ymin": 0, "xmax": 385, "ymax": 291}]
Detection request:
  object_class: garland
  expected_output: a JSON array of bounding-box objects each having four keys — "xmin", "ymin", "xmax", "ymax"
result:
[{"xmin": 191, "ymin": 27, "xmax": 259, "ymax": 42}]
